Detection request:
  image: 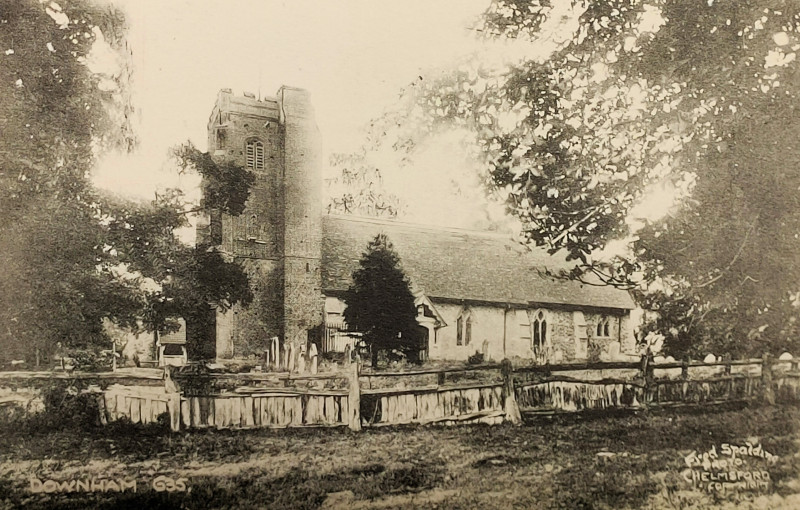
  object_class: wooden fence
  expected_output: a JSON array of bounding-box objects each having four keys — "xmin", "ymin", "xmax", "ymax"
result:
[
  {"xmin": 358, "ymin": 364, "xmax": 508, "ymax": 426},
  {"xmin": 88, "ymin": 355, "xmax": 800, "ymax": 429},
  {"xmin": 179, "ymin": 390, "xmax": 350, "ymax": 429},
  {"xmin": 513, "ymin": 355, "xmax": 800, "ymax": 415},
  {"xmin": 167, "ymin": 364, "xmax": 359, "ymax": 430},
  {"xmin": 102, "ymin": 384, "xmax": 180, "ymax": 431},
  {"xmin": 322, "ymin": 321, "xmax": 359, "ymax": 353},
  {"xmin": 4, "ymin": 355, "xmax": 798, "ymax": 432}
]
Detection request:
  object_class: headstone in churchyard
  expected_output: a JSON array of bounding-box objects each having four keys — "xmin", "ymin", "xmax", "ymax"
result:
[
  {"xmin": 297, "ymin": 342, "xmax": 307, "ymax": 374},
  {"xmin": 309, "ymin": 343, "xmax": 318, "ymax": 374},
  {"xmin": 608, "ymin": 341, "xmax": 621, "ymax": 360},
  {"xmin": 287, "ymin": 343, "xmax": 296, "ymax": 373},
  {"xmin": 270, "ymin": 336, "xmax": 280, "ymax": 370}
]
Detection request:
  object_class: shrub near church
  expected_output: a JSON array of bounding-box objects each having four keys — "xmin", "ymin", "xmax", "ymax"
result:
[{"xmin": 343, "ymin": 234, "xmax": 420, "ymax": 367}]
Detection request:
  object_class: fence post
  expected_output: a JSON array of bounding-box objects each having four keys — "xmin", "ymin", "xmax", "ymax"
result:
[
  {"xmin": 681, "ymin": 358, "xmax": 689, "ymax": 402},
  {"xmin": 762, "ymin": 352, "xmax": 775, "ymax": 405},
  {"xmin": 723, "ymin": 354, "xmax": 733, "ymax": 397},
  {"xmin": 347, "ymin": 358, "xmax": 362, "ymax": 431},
  {"xmin": 501, "ymin": 359, "xmax": 521, "ymax": 425},
  {"xmin": 97, "ymin": 390, "xmax": 108, "ymax": 425},
  {"xmin": 640, "ymin": 353, "xmax": 654, "ymax": 407},
  {"xmin": 164, "ymin": 366, "xmax": 181, "ymax": 432}
]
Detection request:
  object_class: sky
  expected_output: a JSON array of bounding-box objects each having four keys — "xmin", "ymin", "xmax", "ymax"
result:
[
  {"xmin": 86, "ymin": 0, "xmax": 677, "ymax": 246},
  {"xmin": 91, "ymin": 0, "xmax": 494, "ymax": 213}
]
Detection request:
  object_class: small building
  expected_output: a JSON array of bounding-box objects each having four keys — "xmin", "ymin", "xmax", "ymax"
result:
[
  {"xmin": 198, "ymin": 87, "xmax": 636, "ymax": 363},
  {"xmin": 157, "ymin": 321, "xmax": 188, "ymax": 367}
]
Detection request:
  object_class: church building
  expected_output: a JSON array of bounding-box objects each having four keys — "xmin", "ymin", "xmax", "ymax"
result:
[{"xmin": 199, "ymin": 87, "xmax": 636, "ymax": 363}]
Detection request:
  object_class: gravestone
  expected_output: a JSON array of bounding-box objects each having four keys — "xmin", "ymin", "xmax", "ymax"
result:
[
  {"xmin": 309, "ymin": 343, "xmax": 318, "ymax": 374},
  {"xmin": 297, "ymin": 342, "xmax": 307, "ymax": 374},
  {"xmin": 270, "ymin": 336, "xmax": 280, "ymax": 370},
  {"xmin": 607, "ymin": 341, "xmax": 621, "ymax": 360}
]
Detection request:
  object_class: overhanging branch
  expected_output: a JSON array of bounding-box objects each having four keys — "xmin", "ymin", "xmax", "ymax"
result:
[{"xmin": 695, "ymin": 216, "xmax": 759, "ymax": 289}]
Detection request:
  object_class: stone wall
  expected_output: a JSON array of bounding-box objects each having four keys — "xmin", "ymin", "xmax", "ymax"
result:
[
  {"xmin": 280, "ymin": 87, "xmax": 324, "ymax": 349},
  {"xmin": 427, "ymin": 300, "xmax": 634, "ymax": 363},
  {"xmin": 208, "ymin": 90, "xmax": 284, "ymax": 260},
  {"xmin": 215, "ymin": 259, "xmax": 283, "ymax": 359},
  {"xmin": 207, "ymin": 88, "xmax": 324, "ymax": 359},
  {"xmin": 429, "ymin": 303, "xmax": 506, "ymax": 361}
]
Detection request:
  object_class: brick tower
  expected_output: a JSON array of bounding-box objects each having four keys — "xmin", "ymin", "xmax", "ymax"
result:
[{"xmin": 202, "ymin": 87, "xmax": 323, "ymax": 358}]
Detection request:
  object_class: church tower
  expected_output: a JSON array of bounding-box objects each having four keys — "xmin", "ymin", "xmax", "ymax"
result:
[{"xmin": 203, "ymin": 87, "xmax": 323, "ymax": 358}]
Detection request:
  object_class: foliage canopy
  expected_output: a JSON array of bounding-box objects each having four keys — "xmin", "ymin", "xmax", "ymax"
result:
[
  {"xmin": 0, "ymin": 1, "xmax": 253, "ymax": 364},
  {"xmin": 360, "ymin": 0, "xmax": 800, "ymax": 358}
]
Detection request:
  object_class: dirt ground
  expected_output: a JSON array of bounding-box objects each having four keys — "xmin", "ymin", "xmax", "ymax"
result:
[{"xmin": 0, "ymin": 403, "xmax": 798, "ymax": 509}]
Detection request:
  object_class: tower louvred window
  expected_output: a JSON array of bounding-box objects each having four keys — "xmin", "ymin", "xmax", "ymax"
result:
[{"xmin": 246, "ymin": 140, "xmax": 264, "ymax": 169}]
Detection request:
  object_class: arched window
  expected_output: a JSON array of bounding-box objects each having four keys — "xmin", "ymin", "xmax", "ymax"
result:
[
  {"xmin": 596, "ymin": 317, "xmax": 611, "ymax": 337},
  {"xmin": 247, "ymin": 213, "xmax": 259, "ymax": 241},
  {"xmin": 465, "ymin": 316, "xmax": 472, "ymax": 346},
  {"xmin": 456, "ymin": 316, "xmax": 463, "ymax": 346},
  {"xmin": 245, "ymin": 139, "xmax": 264, "ymax": 169},
  {"xmin": 532, "ymin": 310, "xmax": 547, "ymax": 356}
]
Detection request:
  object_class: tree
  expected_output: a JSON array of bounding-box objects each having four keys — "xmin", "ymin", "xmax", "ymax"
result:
[
  {"xmin": 0, "ymin": 0, "xmax": 135, "ymax": 364},
  {"xmin": 101, "ymin": 146, "xmax": 256, "ymax": 360},
  {"xmin": 358, "ymin": 0, "xmax": 800, "ymax": 358},
  {"xmin": 343, "ymin": 234, "xmax": 420, "ymax": 367},
  {"xmin": 172, "ymin": 142, "xmax": 256, "ymax": 217},
  {"xmin": 0, "ymin": 1, "xmax": 254, "ymax": 364},
  {"xmin": 326, "ymin": 152, "xmax": 402, "ymax": 218}
]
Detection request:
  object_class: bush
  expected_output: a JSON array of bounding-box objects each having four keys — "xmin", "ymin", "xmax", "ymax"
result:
[
  {"xmin": 467, "ymin": 351, "xmax": 485, "ymax": 365},
  {"xmin": 58, "ymin": 348, "xmax": 115, "ymax": 372},
  {"xmin": 28, "ymin": 382, "xmax": 101, "ymax": 431},
  {"xmin": 587, "ymin": 340, "xmax": 603, "ymax": 363}
]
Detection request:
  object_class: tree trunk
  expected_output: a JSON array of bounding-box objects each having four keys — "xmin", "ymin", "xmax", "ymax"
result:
[{"xmin": 153, "ymin": 330, "xmax": 159, "ymax": 362}]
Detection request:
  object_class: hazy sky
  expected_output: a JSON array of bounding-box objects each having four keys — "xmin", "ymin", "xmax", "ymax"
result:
[{"xmin": 93, "ymin": 0, "xmax": 492, "ymax": 210}]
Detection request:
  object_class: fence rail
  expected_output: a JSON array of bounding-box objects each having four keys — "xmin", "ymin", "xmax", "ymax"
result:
[{"xmin": 0, "ymin": 367, "xmax": 164, "ymax": 381}]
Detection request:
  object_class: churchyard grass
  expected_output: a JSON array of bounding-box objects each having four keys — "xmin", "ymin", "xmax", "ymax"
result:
[{"xmin": 0, "ymin": 403, "xmax": 798, "ymax": 509}]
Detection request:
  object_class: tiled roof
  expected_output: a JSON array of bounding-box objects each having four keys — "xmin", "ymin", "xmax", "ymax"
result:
[{"xmin": 321, "ymin": 215, "xmax": 635, "ymax": 310}]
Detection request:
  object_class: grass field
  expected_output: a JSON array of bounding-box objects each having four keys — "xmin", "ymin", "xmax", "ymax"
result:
[{"xmin": 1, "ymin": 403, "xmax": 798, "ymax": 509}]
